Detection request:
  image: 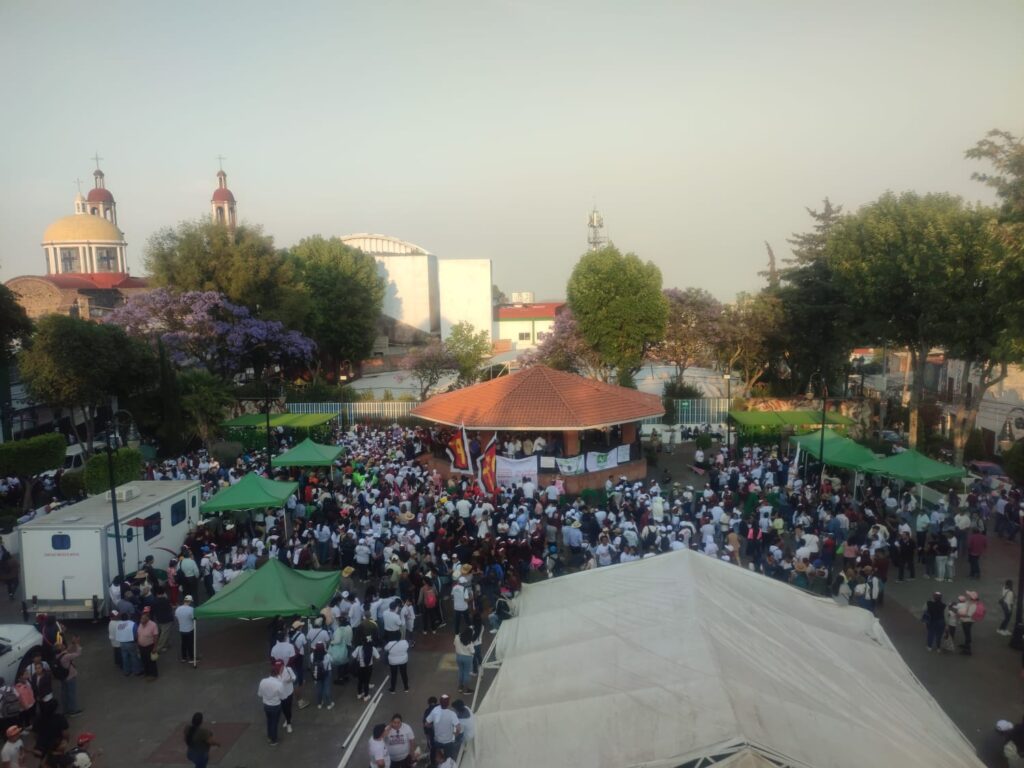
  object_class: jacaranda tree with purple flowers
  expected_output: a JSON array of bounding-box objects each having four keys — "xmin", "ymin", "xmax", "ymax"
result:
[{"xmin": 107, "ymin": 289, "xmax": 315, "ymax": 379}]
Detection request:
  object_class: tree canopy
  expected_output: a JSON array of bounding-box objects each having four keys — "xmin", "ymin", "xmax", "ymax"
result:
[
  {"xmin": 0, "ymin": 284, "xmax": 32, "ymax": 363},
  {"xmin": 18, "ymin": 315, "xmax": 156, "ymax": 453},
  {"xmin": 144, "ymin": 220, "xmax": 308, "ymax": 329},
  {"xmin": 290, "ymin": 236, "xmax": 386, "ymax": 370},
  {"xmin": 445, "ymin": 322, "xmax": 492, "ymax": 387},
  {"xmin": 520, "ymin": 310, "xmax": 612, "ymax": 381},
  {"xmin": 566, "ymin": 245, "xmax": 667, "ymax": 383},
  {"xmin": 655, "ymin": 287, "xmax": 721, "ymax": 381},
  {"xmin": 106, "ymin": 289, "xmax": 315, "ymax": 378}
]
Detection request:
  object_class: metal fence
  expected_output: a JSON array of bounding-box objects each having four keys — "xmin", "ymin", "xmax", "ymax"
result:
[
  {"xmin": 287, "ymin": 401, "xmax": 418, "ymax": 423},
  {"xmin": 641, "ymin": 398, "xmax": 731, "ymax": 427}
]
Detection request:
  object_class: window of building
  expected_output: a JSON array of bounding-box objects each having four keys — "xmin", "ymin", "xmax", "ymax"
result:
[
  {"xmin": 170, "ymin": 500, "xmax": 186, "ymax": 526},
  {"xmin": 60, "ymin": 248, "xmax": 80, "ymax": 273},
  {"xmin": 95, "ymin": 248, "xmax": 117, "ymax": 272},
  {"xmin": 143, "ymin": 512, "xmax": 161, "ymax": 541},
  {"xmin": 51, "ymin": 534, "xmax": 71, "ymax": 551},
  {"xmin": 518, "ymin": 332, "xmax": 531, "ymax": 341},
  {"xmin": 90, "ymin": 207, "xmax": 98, "ymax": 215}
]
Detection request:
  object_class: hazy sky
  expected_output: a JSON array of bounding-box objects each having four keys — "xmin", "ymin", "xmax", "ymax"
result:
[{"xmin": 2, "ymin": 0, "xmax": 1022, "ymax": 301}]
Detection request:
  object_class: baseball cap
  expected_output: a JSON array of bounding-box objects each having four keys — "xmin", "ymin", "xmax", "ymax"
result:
[
  {"xmin": 76, "ymin": 732, "xmax": 96, "ymax": 747},
  {"xmin": 184, "ymin": 595, "xmax": 194, "ymax": 603}
]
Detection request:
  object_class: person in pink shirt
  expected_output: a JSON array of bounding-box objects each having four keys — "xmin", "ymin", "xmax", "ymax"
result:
[
  {"xmin": 967, "ymin": 530, "xmax": 988, "ymax": 579},
  {"xmin": 136, "ymin": 609, "xmax": 160, "ymax": 680}
]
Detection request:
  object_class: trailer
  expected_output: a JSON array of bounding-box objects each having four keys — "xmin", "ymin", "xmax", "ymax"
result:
[{"xmin": 18, "ymin": 480, "xmax": 201, "ymax": 619}]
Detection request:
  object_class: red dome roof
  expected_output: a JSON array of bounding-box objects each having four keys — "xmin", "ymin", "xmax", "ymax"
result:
[
  {"xmin": 86, "ymin": 187, "xmax": 114, "ymax": 203},
  {"xmin": 212, "ymin": 187, "xmax": 235, "ymax": 203}
]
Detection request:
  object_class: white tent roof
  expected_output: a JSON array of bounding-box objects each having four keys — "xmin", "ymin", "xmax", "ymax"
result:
[{"xmin": 464, "ymin": 550, "xmax": 982, "ymax": 768}]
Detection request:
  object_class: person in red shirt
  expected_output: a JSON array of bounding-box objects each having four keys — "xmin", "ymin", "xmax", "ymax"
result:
[{"xmin": 967, "ymin": 530, "xmax": 988, "ymax": 579}]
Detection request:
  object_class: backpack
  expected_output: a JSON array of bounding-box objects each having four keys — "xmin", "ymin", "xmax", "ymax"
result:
[
  {"xmin": 423, "ymin": 587, "xmax": 437, "ymax": 610},
  {"xmin": 52, "ymin": 653, "xmax": 70, "ymax": 681},
  {"xmin": 0, "ymin": 687, "xmax": 20, "ymax": 718},
  {"xmin": 311, "ymin": 657, "xmax": 326, "ymax": 681},
  {"xmin": 972, "ymin": 600, "xmax": 986, "ymax": 621}
]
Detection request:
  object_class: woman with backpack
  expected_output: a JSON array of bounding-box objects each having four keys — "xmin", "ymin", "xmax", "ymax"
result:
[
  {"xmin": 355, "ymin": 635, "xmax": 379, "ymax": 702},
  {"xmin": 418, "ymin": 577, "xmax": 441, "ymax": 634},
  {"xmin": 184, "ymin": 711, "xmax": 219, "ymax": 768},
  {"xmin": 310, "ymin": 643, "xmax": 334, "ymax": 710}
]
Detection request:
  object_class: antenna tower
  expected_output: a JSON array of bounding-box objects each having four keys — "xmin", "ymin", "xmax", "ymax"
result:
[{"xmin": 587, "ymin": 207, "xmax": 607, "ymax": 251}]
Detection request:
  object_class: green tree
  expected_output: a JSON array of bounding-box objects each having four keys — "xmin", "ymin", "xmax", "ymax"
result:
[
  {"xmin": 828, "ymin": 192, "xmax": 992, "ymax": 447},
  {"xmin": 290, "ymin": 236, "xmax": 386, "ymax": 371},
  {"xmin": 144, "ymin": 220, "xmax": 308, "ymax": 328},
  {"xmin": 445, "ymin": 322, "xmax": 492, "ymax": 387},
  {"xmin": 178, "ymin": 369, "xmax": 234, "ymax": 448},
  {"xmin": 711, "ymin": 291, "xmax": 783, "ymax": 396},
  {"xmin": 654, "ymin": 287, "xmax": 721, "ymax": 382},
  {"xmin": 966, "ymin": 130, "xmax": 1024, "ymax": 253},
  {"xmin": 566, "ymin": 245, "xmax": 668, "ymax": 383},
  {"xmin": 403, "ymin": 343, "xmax": 458, "ymax": 400},
  {"xmin": 0, "ymin": 284, "xmax": 31, "ymax": 362},
  {"xmin": 18, "ymin": 316, "xmax": 156, "ymax": 454},
  {"xmin": 83, "ymin": 447, "xmax": 143, "ymax": 495},
  {"xmin": 492, "ymin": 284, "xmax": 509, "ymax": 305},
  {"xmin": 0, "ymin": 433, "xmax": 66, "ymax": 509},
  {"xmin": 771, "ymin": 200, "xmax": 853, "ymax": 395}
]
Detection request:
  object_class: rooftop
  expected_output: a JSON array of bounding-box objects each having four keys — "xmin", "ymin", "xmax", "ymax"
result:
[
  {"xmin": 495, "ymin": 302, "xmax": 565, "ymax": 320},
  {"xmin": 410, "ymin": 364, "xmax": 663, "ymax": 430}
]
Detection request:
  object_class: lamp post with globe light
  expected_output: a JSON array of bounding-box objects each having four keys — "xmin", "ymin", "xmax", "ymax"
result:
[{"xmin": 997, "ymin": 407, "xmax": 1024, "ymax": 650}]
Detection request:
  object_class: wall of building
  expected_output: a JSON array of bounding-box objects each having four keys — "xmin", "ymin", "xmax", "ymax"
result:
[
  {"xmin": 495, "ymin": 318, "xmax": 556, "ymax": 350},
  {"xmin": 373, "ymin": 254, "xmax": 439, "ymax": 336},
  {"xmin": 438, "ymin": 259, "xmax": 493, "ymax": 341}
]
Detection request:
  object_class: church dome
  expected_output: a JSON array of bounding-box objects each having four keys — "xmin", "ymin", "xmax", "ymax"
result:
[
  {"xmin": 212, "ymin": 187, "xmax": 235, "ymax": 203},
  {"xmin": 43, "ymin": 214, "xmax": 124, "ymax": 244},
  {"xmin": 86, "ymin": 187, "xmax": 115, "ymax": 203}
]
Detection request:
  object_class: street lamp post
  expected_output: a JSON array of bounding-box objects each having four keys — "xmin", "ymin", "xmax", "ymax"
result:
[
  {"xmin": 723, "ymin": 373, "xmax": 732, "ymax": 455},
  {"xmin": 105, "ymin": 421, "xmax": 126, "ymax": 586},
  {"xmin": 809, "ymin": 372, "xmax": 828, "ymax": 492},
  {"xmin": 997, "ymin": 407, "xmax": 1024, "ymax": 650}
]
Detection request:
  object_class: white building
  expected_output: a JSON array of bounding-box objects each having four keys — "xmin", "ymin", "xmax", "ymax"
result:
[
  {"xmin": 494, "ymin": 302, "xmax": 565, "ymax": 350},
  {"xmin": 438, "ymin": 258, "xmax": 493, "ymax": 341},
  {"xmin": 339, "ymin": 233, "xmax": 492, "ymax": 343}
]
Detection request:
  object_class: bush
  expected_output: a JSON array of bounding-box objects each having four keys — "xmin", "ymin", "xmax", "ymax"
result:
[
  {"xmin": 644, "ymin": 443, "xmax": 658, "ymax": 467},
  {"xmin": 1004, "ymin": 442, "xmax": 1024, "ymax": 486},
  {"xmin": 209, "ymin": 440, "xmax": 244, "ymax": 466},
  {"xmin": 59, "ymin": 470, "xmax": 86, "ymax": 501},
  {"xmin": 964, "ymin": 429, "xmax": 991, "ymax": 462},
  {"xmin": 83, "ymin": 448, "xmax": 143, "ymax": 495},
  {"xmin": 663, "ymin": 379, "xmax": 704, "ymax": 400},
  {"xmin": 695, "ymin": 433, "xmax": 712, "ymax": 451},
  {"xmin": 0, "ymin": 433, "xmax": 67, "ymax": 479}
]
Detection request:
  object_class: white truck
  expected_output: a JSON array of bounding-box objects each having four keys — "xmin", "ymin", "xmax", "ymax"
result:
[{"xmin": 17, "ymin": 480, "xmax": 201, "ymax": 619}]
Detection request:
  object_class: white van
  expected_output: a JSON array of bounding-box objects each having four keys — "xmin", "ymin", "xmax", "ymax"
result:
[{"xmin": 18, "ymin": 480, "xmax": 200, "ymax": 618}]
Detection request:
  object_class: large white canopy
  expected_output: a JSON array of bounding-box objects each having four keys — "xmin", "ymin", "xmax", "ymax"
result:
[{"xmin": 464, "ymin": 550, "xmax": 982, "ymax": 768}]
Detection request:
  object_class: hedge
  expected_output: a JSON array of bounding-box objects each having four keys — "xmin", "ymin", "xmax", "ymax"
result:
[{"xmin": 83, "ymin": 448, "xmax": 143, "ymax": 496}]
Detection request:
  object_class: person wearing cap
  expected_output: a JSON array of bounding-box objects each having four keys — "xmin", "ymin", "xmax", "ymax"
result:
[
  {"xmin": 451, "ymin": 577, "xmax": 471, "ymax": 635},
  {"xmin": 258, "ymin": 663, "xmax": 286, "ymax": 746},
  {"xmin": 107, "ymin": 611, "xmax": 122, "ymax": 669},
  {"xmin": 175, "ymin": 596, "xmax": 196, "ymax": 663},
  {"xmin": 137, "ymin": 608, "xmax": 160, "ymax": 679},
  {"xmin": 1, "ymin": 724, "xmax": 23, "ymax": 768}
]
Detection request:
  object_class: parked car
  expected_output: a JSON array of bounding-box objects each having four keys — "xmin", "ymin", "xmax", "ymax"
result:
[
  {"xmin": 0, "ymin": 624, "xmax": 43, "ymax": 683},
  {"xmin": 967, "ymin": 460, "xmax": 1012, "ymax": 491}
]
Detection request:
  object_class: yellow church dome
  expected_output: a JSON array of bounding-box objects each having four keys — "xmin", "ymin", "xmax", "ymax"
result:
[{"xmin": 42, "ymin": 213, "xmax": 124, "ymax": 244}]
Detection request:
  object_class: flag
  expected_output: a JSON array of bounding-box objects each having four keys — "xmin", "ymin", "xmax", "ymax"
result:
[
  {"xmin": 479, "ymin": 435, "xmax": 498, "ymax": 494},
  {"xmin": 446, "ymin": 427, "xmax": 470, "ymax": 472}
]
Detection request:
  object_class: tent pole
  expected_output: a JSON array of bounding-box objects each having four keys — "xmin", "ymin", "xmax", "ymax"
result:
[{"xmin": 193, "ymin": 618, "xmax": 198, "ymax": 669}]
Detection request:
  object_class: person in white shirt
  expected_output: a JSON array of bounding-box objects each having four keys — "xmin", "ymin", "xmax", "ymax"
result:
[
  {"xmin": 426, "ymin": 695, "xmax": 461, "ymax": 760},
  {"xmin": 1, "ymin": 725, "xmax": 24, "ymax": 768},
  {"xmin": 384, "ymin": 714, "xmax": 417, "ymax": 767},
  {"xmin": 369, "ymin": 722, "xmax": 391, "ymax": 767},
  {"xmin": 384, "ymin": 637, "xmax": 410, "ymax": 693},
  {"xmin": 175, "ymin": 596, "xmax": 196, "ymax": 663},
  {"xmin": 258, "ymin": 663, "xmax": 286, "ymax": 746}
]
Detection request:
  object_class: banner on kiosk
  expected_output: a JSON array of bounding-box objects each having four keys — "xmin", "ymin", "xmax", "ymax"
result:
[
  {"xmin": 586, "ymin": 450, "xmax": 619, "ymax": 473},
  {"xmin": 496, "ymin": 456, "xmax": 538, "ymax": 488},
  {"xmin": 554, "ymin": 455, "xmax": 586, "ymax": 476}
]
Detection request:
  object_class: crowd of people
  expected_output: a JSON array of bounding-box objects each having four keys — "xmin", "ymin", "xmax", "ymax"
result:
[{"xmin": 6, "ymin": 418, "xmax": 1020, "ymax": 766}]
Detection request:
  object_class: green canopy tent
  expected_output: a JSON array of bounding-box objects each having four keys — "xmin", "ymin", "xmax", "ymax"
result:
[
  {"xmin": 191, "ymin": 558, "xmax": 340, "ymax": 665},
  {"xmin": 862, "ymin": 449, "xmax": 966, "ymax": 511},
  {"xmin": 220, "ymin": 413, "xmax": 338, "ymax": 429},
  {"xmin": 863, "ymin": 449, "xmax": 966, "ymax": 484},
  {"xmin": 271, "ymin": 437, "xmax": 343, "ymax": 468},
  {"xmin": 199, "ymin": 472, "xmax": 298, "ymax": 515},
  {"xmin": 788, "ymin": 428, "xmax": 879, "ymax": 497}
]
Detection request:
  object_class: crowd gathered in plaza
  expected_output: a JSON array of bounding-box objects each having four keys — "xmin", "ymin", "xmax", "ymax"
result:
[{"xmin": 4, "ymin": 420, "xmax": 1022, "ymax": 767}]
